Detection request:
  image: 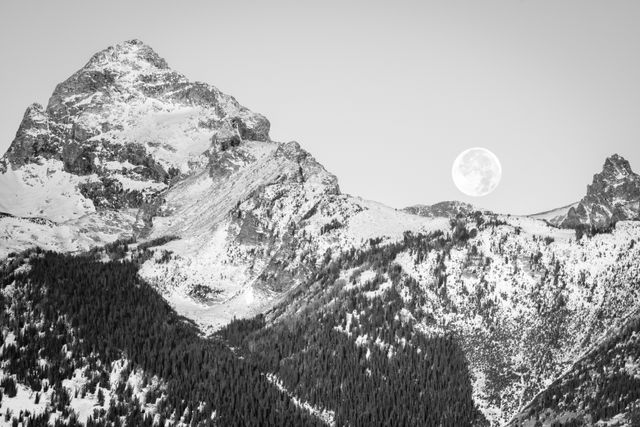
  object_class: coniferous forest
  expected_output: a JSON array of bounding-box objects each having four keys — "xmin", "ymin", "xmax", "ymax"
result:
[
  {"xmin": 3, "ymin": 213, "xmax": 639, "ymax": 426},
  {"xmin": 1, "ymin": 248, "xmax": 325, "ymax": 426},
  {"xmin": 0, "ymin": 231, "xmax": 485, "ymax": 426}
]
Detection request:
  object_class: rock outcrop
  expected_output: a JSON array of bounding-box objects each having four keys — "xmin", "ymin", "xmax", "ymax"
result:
[
  {"xmin": 560, "ymin": 154, "xmax": 640, "ymax": 229},
  {"xmin": 0, "ymin": 39, "xmax": 272, "ymax": 219},
  {"xmin": 2, "ymin": 40, "xmax": 640, "ymax": 427},
  {"xmin": 0, "ymin": 39, "xmax": 440, "ymax": 333}
]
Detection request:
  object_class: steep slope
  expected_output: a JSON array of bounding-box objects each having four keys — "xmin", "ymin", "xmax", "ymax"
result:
[
  {"xmin": 508, "ymin": 313, "xmax": 640, "ymax": 426},
  {"xmin": 0, "ymin": 246, "xmax": 328, "ymax": 426},
  {"xmin": 548, "ymin": 154, "xmax": 640, "ymax": 229},
  {"xmin": 0, "ymin": 40, "xmax": 447, "ymax": 333},
  {"xmin": 529, "ymin": 202, "xmax": 578, "ymax": 224},
  {"xmin": 220, "ymin": 212, "xmax": 640, "ymax": 426},
  {"xmin": 0, "ymin": 39, "xmax": 269, "ymax": 257},
  {"xmin": 2, "ymin": 40, "xmax": 640, "ymax": 427},
  {"xmin": 4, "ymin": 211, "xmax": 639, "ymax": 426}
]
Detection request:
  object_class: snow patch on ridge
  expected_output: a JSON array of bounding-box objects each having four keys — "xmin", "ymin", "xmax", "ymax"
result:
[
  {"xmin": 265, "ymin": 373, "xmax": 335, "ymax": 426},
  {"xmin": 0, "ymin": 159, "xmax": 95, "ymax": 222}
]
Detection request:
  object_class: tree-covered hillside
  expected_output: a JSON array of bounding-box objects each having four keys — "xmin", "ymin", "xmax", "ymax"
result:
[
  {"xmin": 0, "ymin": 236, "xmax": 483, "ymax": 426},
  {"xmin": 0, "ymin": 245, "xmax": 322, "ymax": 426}
]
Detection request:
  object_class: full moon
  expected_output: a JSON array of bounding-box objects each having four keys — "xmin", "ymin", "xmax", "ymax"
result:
[{"xmin": 452, "ymin": 148, "xmax": 502, "ymax": 197}]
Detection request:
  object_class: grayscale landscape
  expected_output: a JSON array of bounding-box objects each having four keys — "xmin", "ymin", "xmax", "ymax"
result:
[{"xmin": 1, "ymin": 2, "xmax": 640, "ymax": 426}]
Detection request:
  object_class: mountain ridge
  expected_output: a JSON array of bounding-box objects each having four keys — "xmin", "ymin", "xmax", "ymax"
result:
[
  {"xmin": 403, "ymin": 200, "xmax": 480, "ymax": 219},
  {"xmin": 0, "ymin": 40, "xmax": 447, "ymax": 330},
  {"xmin": 560, "ymin": 154, "xmax": 640, "ymax": 229},
  {"xmin": 1, "ymin": 40, "xmax": 640, "ymax": 426}
]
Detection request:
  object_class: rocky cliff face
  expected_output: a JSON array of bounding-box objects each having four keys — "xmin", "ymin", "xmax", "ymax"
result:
[
  {"xmin": 0, "ymin": 40, "xmax": 445, "ymax": 331},
  {"xmin": 1, "ymin": 39, "xmax": 270, "ymax": 216},
  {"xmin": 559, "ymin": 154, "xmax": 640, "ymax": 229},
  {"xmin": 2, "ymin": 40, "xmax": 640, "ymax": 427}
]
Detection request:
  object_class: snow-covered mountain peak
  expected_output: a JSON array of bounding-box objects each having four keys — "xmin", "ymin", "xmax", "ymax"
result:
[
  {"xmin": 3, "ymin": 40, "xmax": 640, "ymax": 427},
  {"xmin": 45, "ymin": 39, "xmax": 181, "ymax": 122},
  {"xmin": 588, "ymin": 154, "xmax": 640, "ymax": 200},
  {"xmin": 602, "ymin": 153, "xmax": 634, "ymax": 178},
  {"xmin": 0, "ymin": 40, "xmax": 444, "ymax": 332},
  {"xmin": 82, "ymin": 39, "xmax": 170, "ymax": 72},
  {"xmin": 3, "ymin": 39, "xmax": 271, "ymax": 179},
  {"xmin": 0, "ymin": 40, "xmax": 273, "ymax": 255},
  {"xmin": 559, "ymin": 154, "xmax": 640, "ymax": 228}
]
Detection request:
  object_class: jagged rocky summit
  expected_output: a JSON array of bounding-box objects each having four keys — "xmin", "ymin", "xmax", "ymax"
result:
[
  {"xmin": 3, "ymin": 40, "xmax": 640, "ymax": 427},
  {"xmin": 0, "ymin": 39, "xmax": 446, "ymax": 329},
  {"xmin": 0, "ymin": 39, "xmax": 270, "ymax": 217},
  {"xmin": 561, "ymin": 154, "xmax": 640, "ymax": 228},
  {"xmin": 533, "ymin": 154, "xmax": 640, "ymax": 229}
]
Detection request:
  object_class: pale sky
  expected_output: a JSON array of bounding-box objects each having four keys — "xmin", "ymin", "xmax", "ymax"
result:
[{"xmin": 1, "ymin": 0, "xmax": 639, "ymax": 215}]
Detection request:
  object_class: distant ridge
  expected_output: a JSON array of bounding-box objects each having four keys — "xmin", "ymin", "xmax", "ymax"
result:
[{"xmin": 402, "ymin": 200, "xmax": 479, "ymax": 219}]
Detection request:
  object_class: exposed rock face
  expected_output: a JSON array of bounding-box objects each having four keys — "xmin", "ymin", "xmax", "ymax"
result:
[
  {"xmin": 3, "ymin": 103, "xmax": 62, "ymax": 168},
  {"xmin": 0, "ymin": 41, "xmax": 339, "ymax": 327},
  {"xmin": 3, "ymin": 40, "xmax": 640, "ymax": 427},
  {"xmin": 560, "ymin": 154, "xmax": 640, "ymax": 228},
  {"xmin": 0, "ymin": 39, "xmax": 272, "ymax": 219},
  {"xmin": 403, "ymin": 200, "xmax": 478, "ymax": 218},
  {"xmin": 3, "ymin": 39, "xmax": 270, "ymax": 170},
  {"xmin": 1, "ymin": 39, "xmax": 443, "ymax": 333}
]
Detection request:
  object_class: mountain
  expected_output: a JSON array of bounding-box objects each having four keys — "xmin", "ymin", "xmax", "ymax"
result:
[
  {"xmin": 0, "ymin": 40, "xmax": 444, "ymax": 331},
  {"xmin": 508, "ymin": 312, "xmax": 640, "ymax": 426},
  {"xmin": 0, "ymin": 38, "xmax": 270, "ymax": 251},
  {"xmin": 535, "ymin": 154, "xmax": 640, "ymax": 230},
  {"xmin": 1, "ymin": 41, "xmax": 640, "ymax": 427},
  {"xmin": 403, "ymin": 201, "xmax": 479, "ymax": 218},
  {"xmin": 529, "ymin": 202, "xmax": 578, "ymax": 224}
]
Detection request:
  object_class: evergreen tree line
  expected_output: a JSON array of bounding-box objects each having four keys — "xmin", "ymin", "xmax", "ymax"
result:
[
  {"xmin": 220, "ymin": 224, "xmax": 489, "ymax": 426},
  {"xmin": 1, "ymin": 249, "xmax": 322, "ymax": 426},
  {"xmin": 1, "ymin": 214, "xmax": 509, "ymax": 426},
  {"xmin": 512, "ymin": 314, "xmax": 640, "ymax": 426}
]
